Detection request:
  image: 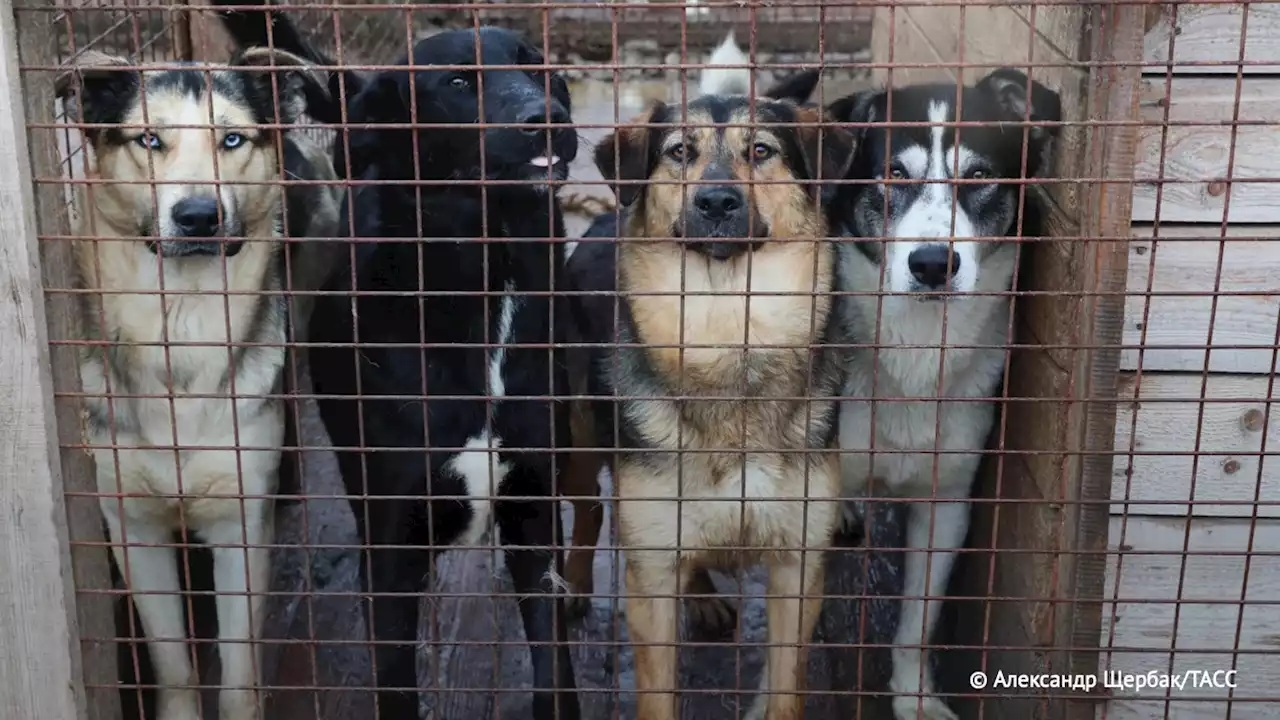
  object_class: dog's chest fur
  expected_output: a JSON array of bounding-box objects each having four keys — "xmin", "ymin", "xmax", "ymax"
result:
[
  {"xmin": 836, "ymin": 246, "xmax": 1013, "ymax": 498},
  {"xmin": 610, "ymin": 247, "xmax": 846, "ymax": 567},
  {"xmin": 78, "ymin": 239, "xmax": 286, "ymax": 526}
]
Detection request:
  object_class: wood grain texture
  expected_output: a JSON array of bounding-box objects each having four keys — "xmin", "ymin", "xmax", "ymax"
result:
[
  {"xmin": 1112, "ymin": 373, "xmax": 1280, "ymax": 519},
  {"xmin": 1143, "ymin": 2, "xmax": 1280, "ymax": 75},
  {"xmin": 0, "ymin": 0, "xmax": 88, "ymax": 717},
  {"xmin": 1132, "ymin": 77, "xmax": 1280, "ymax": 224},
  {"xmin": 1123, "ymin": 225, "xmax": 1280, "ymax": 375},
  {"xmin": 22, "ymin": 21, "xmax": 123, "ymax": 720},
  {"xmin": 1099, "ymin": 515, "xmax": 1280, "ymax": 720}
]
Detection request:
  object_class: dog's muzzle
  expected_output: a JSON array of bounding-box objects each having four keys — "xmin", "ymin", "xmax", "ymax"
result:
[
  {"xmin": 148, "ymin": 196, "xmax": 244, "ymax": 257},
  {"xmin": 907, "ymin": 243, "xmax": 960, "ymax": 296},
  {"xmin": 682, "ymin": 185, "xmax": 766, "ymax": 261},
  {"xmin": 509, "ymin": 99, "xmax": 577, "ymax": 181}
]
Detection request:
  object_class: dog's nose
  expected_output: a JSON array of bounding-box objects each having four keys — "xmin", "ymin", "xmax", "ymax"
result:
[
  {"xmin": 908, "ymin": 244, "xmax": 961, "ymax": 289},
  {"xmin": 171, "ymin": 197, "xmax": 222, "ymax": 238},
  {"xmin": 693, "ymin": 186, "xmax": 745, "ymax": 221},
  {"xmin": 518, "ymin": 104, "xmax": 570, "ymax": 135}
]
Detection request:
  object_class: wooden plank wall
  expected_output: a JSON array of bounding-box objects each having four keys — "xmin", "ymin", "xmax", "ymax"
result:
[
  {"xmin": 1103, "ymin": 3, "xmax": 1280, "ymax": 719},
  {"xmin": 868, "ymin": 4, "xmax": 1142, "ymax": 720},
  {"xmin": 0, "ymin": 0, "xmax": 96, "ymax": 717}
]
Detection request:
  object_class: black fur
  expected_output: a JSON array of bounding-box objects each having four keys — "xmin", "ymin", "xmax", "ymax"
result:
[
  {"xmin": 824, "ymin": 68, "xmax": 1061, "ymax": 253},
  {"xmin": 214, "ymin": 3, "xmax": 581, "ymax": 719}
]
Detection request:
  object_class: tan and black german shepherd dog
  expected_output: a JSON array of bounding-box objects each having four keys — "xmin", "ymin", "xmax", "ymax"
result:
[
  {"xmin": 566, "ymin": 92, "xmax": 856, "ymax": 719},
  {"xmin": 57, "ymin": 47, "xmax": 339, "ymax": 720}
]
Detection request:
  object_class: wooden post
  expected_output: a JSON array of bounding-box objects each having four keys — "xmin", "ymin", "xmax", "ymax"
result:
[
  {"xmin": 0, "ymin": 0, "xmax": 89, "ymax": 718},
  {"xmin": 3, "ymin": 1, "xmax": 123, "ymax": 719}
]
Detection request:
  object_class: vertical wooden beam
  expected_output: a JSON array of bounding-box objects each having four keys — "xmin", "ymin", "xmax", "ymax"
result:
[
  {"xmin": 7, "ymin": 1, "xmax": 123, "ymax": 719},
  {"xmin": 1061, "ymin": 5, "xmax": 1144, "ymax": 720},
  {"xmin": 0, "ymin": 0, "xmax": 90, "ymax": 718},
  {"xmin": 185, "ymin": 0, "xmax": 234, "ymax": 62}
]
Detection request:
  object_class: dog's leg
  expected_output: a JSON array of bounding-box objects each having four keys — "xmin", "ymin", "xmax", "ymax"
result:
[
  {"xmin": 497, "ymin": 470, "xmax": 581, "ymax": 720},
  {"xmin": 203, "ymin": 500, "xmax": 273, "ymax": 720},
  {"xmin": 683, "ymin": 566, "xmax": 737, "ymax": 640},
  {"xmin": 745, "ymin": 551, "xmax": 824, "ymax": 720},
  {"xmin": 625, "ymin": 552, "xmax": 684, "ymax": 720},
  {"xmin": 562, "ymin": 442, "xmax": 604, "ymax": 620},
  {"xmin": 360, "ymin": 529, "xmax": 430, "ymax": 720},
  {"xmin": 103, "ymin": 509, "xmax": 200, "ymax": 720},
  {"xmin": 890, "ymin": 499, "xmax": 968, "ymax": 720}
]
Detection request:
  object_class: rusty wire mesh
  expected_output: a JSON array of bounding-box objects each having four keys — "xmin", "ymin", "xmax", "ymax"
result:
[{"xmin": 7, "ymin": 0, "xmax": 1280, "ymax": 719}]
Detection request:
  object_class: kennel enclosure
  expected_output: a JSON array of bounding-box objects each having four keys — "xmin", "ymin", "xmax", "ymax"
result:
[{"xmin": 0, "ymin": 1, "xmax": 1276, "ymax": 720}]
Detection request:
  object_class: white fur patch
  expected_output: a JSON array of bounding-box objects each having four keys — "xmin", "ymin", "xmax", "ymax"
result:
[
  {"xmin": 886, "ymin": 100, "xmax": 980, "ymax": 294},
  {"xmin": 449, "ymin": 283, "xmax": 520, "ymax": 547},
  {"xmin": 487, "ymin": 285, "xmax": 518, "ymax": 399},
  {"xmin": 447, "ymin": 432, "xmax": 510, "ymax": 547},
  {"xmin": 699, "ymin": 31, "xmax": 750, "ymax": 97}
]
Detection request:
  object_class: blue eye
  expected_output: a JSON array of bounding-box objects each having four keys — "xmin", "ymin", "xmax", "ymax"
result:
[
  {"xmin": 222, "ymin": 133, "xmax": 245, "ymax": 150},
  {"xmin": 135, "ymin": 133, "xmax": 161, "ymax": 150}
]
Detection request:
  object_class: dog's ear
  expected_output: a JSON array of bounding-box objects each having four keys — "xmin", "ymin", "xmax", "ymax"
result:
[
  {"xmin": 975, "ymin": 68, "xmax": 1062, "ymax": 173},
  {"xmin": 594, "ymin": 101, "xmax": 669, "ymax": 207},
  {"xmin": 232, "ymin": 46, "xmax": 334, "ymax": 124},
  {"xmin": 763, "ymin": 69, "xmax": 820, "ymax": 106},
  {"xmin": 789, "ymin": 106, "xmax": 856, "ymax": 203},
  {"xmin": 827, "ymin": 89, "xmax": 881, "ymax": 143},
  {"xmin": 55, "ymin": 51, "xmax": 140, "ymax": 144}
]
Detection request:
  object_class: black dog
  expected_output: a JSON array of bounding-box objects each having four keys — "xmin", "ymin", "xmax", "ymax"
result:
[{"xmin": 214, "ymin": 3, "xmax": 581, "ymax": 719}]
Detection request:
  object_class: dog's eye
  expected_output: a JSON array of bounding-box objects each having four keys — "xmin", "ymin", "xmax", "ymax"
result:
[
  {"xmin": 135, "ymin": 133, "xmax": 162, "ymax": 151},
  {"xmin": 751, "ymin": 143, "xmax": 775, "ymax": 161},
  {"xmin": 666, "ymin": 144, "xmax": 688, "ymax": 162},
  {"xmin": 449, "ymin": 76, "xmax": 471, "ymax": 90},
  {"xmin": 966, "ymin": 168, "xmax": 989, "ymax": 180},
  {"xmin": 887, "ymin": 164, "xmax": 906, "ymax": 180},
  {"xmin": 222, "ymin": 133, "xmax": 245, "ymax": 150}
]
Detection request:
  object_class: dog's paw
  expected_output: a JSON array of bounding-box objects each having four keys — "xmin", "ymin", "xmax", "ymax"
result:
[
  {"xmin": 684, "ymin": 594, "xmax": 738, "ymax": 641},
  {"xmin": 891, "ymin": 695, "xmax": 959, "ymax": 720},
  {"xmin": 156, "ymin": 689, "xmax": 201, "ymax": 720},
  {"xmin": 217, "ymin": 689, "xmax": 262, "ymax": 720},
  {"xmin": 565, "ymin": 593, "xmax": 592, "ymax": 621}
]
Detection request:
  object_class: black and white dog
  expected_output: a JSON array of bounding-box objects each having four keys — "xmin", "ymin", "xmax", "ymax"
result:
[{"xmin": 828, "ymin": 70, "xmax": 1061, "ymax": 720}]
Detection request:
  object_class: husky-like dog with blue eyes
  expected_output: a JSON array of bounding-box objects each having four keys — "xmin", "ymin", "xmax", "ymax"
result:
[{"xmin": 57, "ymin": 48, "xmax": 339, "ymax": 720}]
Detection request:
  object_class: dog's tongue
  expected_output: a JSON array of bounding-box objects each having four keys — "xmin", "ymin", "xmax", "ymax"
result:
[{"xmin": 529, "ymin": 155, "xmax": 560, "ymax": 168}]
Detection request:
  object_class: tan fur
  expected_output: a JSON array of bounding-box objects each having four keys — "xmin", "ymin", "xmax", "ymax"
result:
[
  {"xmin": 65, "ymin": 54, "xmax": 338, "ymax": 720},
  {"xmin": 562, "ymin": 357, "xmax": 606, "ymax": 615},
  {"xmin": 598, "ymin": 101, "xmax": 850, "ymax": 720}
]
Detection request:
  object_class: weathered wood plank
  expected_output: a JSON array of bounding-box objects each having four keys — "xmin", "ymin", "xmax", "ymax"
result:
[
  {"xmin": 1132, "ymin": 76, "xmax": 1280, "ymax": 224},
  {"xmin": 1100, "ymin": 515, "xmax": 1280, "ymax": 720},
  {"xmin": 1122, "ymin": 225, "xmax": 1280, "ymax": 375},
  {"xmin": 1143, "ymin": 2, "xmax": 1280, "ymax": 75},
  {"xmin": 1112, "ymin": 373, "xmax": 1280, "ymax": 519},
  {"xmin": 0, "ymin": 0, "xmax": 89, "ymax": 716}
]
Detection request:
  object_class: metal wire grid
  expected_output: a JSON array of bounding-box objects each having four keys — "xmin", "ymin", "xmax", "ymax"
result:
[{"xmin": 6, "ymin": 0, "xmax": 1278, "ymax": 718}]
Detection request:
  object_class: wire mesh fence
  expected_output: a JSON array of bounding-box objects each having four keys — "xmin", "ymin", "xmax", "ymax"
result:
[{"xmin": 1, "ymin": 1, "xmax": 1277, "ymax": 720}]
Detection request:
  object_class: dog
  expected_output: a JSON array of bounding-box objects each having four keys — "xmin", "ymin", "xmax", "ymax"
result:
[
  {"xmin": 825, "ymin": 69, "xmax": 1062, "ymax": 720},
  {"xmin": 57, "ymin": 46, "xmax": 340, "ymax": 720},
  {"xmin": 213, "ymin": 3, "xmax": 583, "ymax": 718},
  {"xmin": 560, "ymin": 32, "xmax": 828, "ymax": 637},
  {"xmin": 566, "ymin": 78, "xmax": 856, "ymax": 717}
]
